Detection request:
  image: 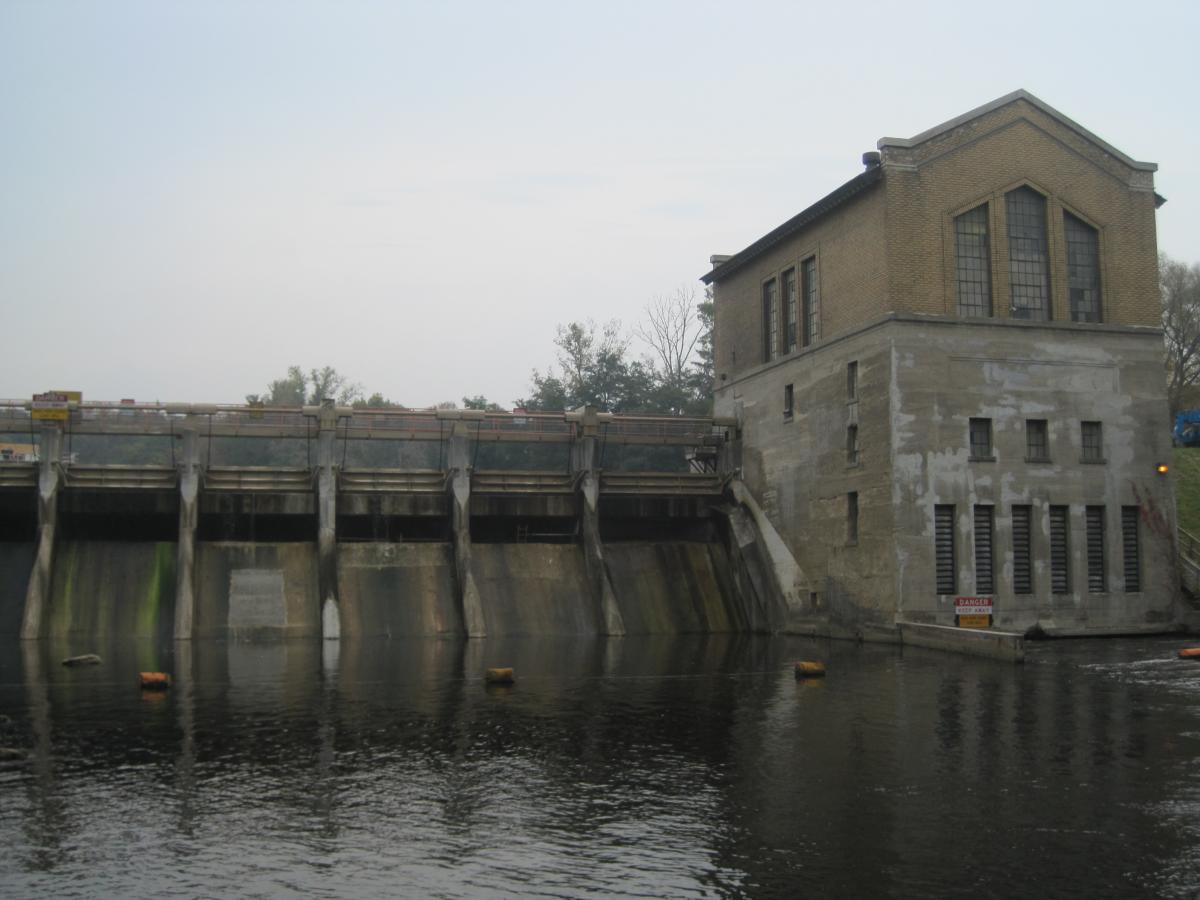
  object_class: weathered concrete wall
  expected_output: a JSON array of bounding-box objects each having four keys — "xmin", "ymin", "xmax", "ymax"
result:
[
  {"xmin": 336, "ymin": 542, "xmax": 461, "ymax": 637},
  {"xmin": 715, "ymin": 321, "xmax": 897, "ymax": 630},
  {"xmin": 890, "ymin": 319, "xmax": 1177, "ymax": 632},
  {"xmin": 470, "ymin": 544, "xmax": 596, "ymax": 636},
  {"xmin": 605, "ymin": 542, "xmax": 743, "ymax": 633},
  {"xmin": 194, "ymin": 542, "xmax": 320, "ymax": 639},
  {"xmin": 0, "ymin": 543, "xmax": 35, "ymax": 636},
  {"xmin": 44, "ymin": 540, "xmax": 176, "ymax": 640}
]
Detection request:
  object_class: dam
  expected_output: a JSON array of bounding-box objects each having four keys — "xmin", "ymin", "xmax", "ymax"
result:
[{"xmin": 0, "ymin": 399, "xmax": 799, "ymax": 641}]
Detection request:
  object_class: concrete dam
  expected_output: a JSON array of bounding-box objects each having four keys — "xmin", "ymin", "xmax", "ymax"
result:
[{"xmin": 0, "ymin": 400, "xmax": 799, "ymax": 642}]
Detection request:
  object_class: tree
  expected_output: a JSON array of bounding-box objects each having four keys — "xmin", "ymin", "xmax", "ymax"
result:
[
  {"xmin": 247, "ymin": 366, "xmax": 363, "ymax": 407},
  {"xmin": 1161, "ymin": 253, "xmax": 1200, "ymax": 415},
  {"xmin": 462, "ymin": 395, "xmax": 504, "ymax": 411},
  {"xmin": 636, "ymin": 287, "xmax": 703, "ymax": 389}
]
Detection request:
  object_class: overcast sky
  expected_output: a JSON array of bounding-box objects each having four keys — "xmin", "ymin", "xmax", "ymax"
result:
[{"xmin": 3, "ymin": 0, "xmax": 1197, "ymax": 407}]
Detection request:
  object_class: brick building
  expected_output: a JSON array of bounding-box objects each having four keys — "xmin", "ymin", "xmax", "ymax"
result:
[{"xmin": 704, "ymin": 90, "xmax": 1177, "ymax": 636}]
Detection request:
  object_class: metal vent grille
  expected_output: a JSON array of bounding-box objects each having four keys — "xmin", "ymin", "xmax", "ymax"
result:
[
  {"xmin": 1122, "ymin": 506, "xmax": 1140, "ymax": 593},
  {"xmin": 1012, "ymin": 505, "xmax": 1033, "ymax": 594},
  {"xmin": 935, "ymin": 505, "xmax": 956, "ymax": 594},
  {"xmin": 974, "ymin": 505, "xmax": 994, "ymax": 594},
  {"xmin": 1086, "ymin": 506, "xmax": 1106, "ymax": 593},
  {"xmin": 1050, "ymin": 505, "xmax": 1070, "ymax": 594}
]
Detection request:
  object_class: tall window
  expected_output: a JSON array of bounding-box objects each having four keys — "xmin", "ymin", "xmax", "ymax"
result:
[
  {"xmin": 974, "ymin": 505, "xmax": 994, "ymax": 594},
  {"xmin": 955, "ymin": 204, "xmax": 992, "ymax": 317},
  {"xmin": 847, "ymin": 492, "xmax": 859, "ymax": 544},
  {"xmin": 801, "ymin": 257, "xmax": 819, "ymax": 347},
  {"xmin": 1086, "ymin": 506, "xmax": 1107, "ymax": 593},
  {"xmin": 847, "ymin": 361, "xmax": 858, "ymax": 401},
  {"xmin": 846, "ymin": 424, "xmax": 859, "ymax": 465},
  {"xmin": 1011, "ymin": 505, "xmax": 1033, "ymax": 594},
  {"xmin": 935, "ymin": 505, "xmax": 956, "ymax": 594},
  {"xmin": 1081, "ymin": 421, "xmax": 1103, "ymax": 462},
  {"xmin": 969, "ymin": 417, "xmax": 993, "ymax": 459},
  {"xmin": 783, "ymin": 268, "xmax": 798, "ymax": 353},
  {"xmin": 783, "ymin": 384, "xmax": 794, "ymax": 420},
  {"xmin": 1006, "ymin": 187, "xmax": 1051, "ymax": 321},
  {"xmin": 1065, "ymin": 213, "xmax": 1101, "ymax": 323},
  {"xmin": 1122, "ymin": 506, "xmax": 1141, "ymax": 592},
  {"xmin": 1026, "ymin": 419, "xmax": 1049, "ymax": 461},
  {"xmin": 1050, "ymin": 505, "xmax": 1070, "ymax": 593},
  {"xmin": 762, "ymin": 279, "xmax": 778, "ymax": 362}
]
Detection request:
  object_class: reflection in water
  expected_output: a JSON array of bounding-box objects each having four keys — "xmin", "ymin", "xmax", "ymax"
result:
[{"xmin": 1, "ymin": 635, "xmax": 1199, "ymax": 898}]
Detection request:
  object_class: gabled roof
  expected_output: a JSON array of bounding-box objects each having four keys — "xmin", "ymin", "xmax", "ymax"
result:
[
  {"xmin": 877, "ymin": 89, "xmax": 1157, "ymax": 173},
  {"xmin": 700, "ymin": 166, "xmax": 882, "ymax": 285}
]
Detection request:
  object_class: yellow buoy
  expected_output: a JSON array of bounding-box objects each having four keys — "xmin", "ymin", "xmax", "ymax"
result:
[
  {"xmin": 485, "ymin": 667, "xmax": 515, "ymax": 685},
  {"xmin": 794, "ymin": 661, "xmax": 826, "ymax": 679},
  {"xmin": 139, "ymin": 671, "xmax": 171, "ymax": 690}
]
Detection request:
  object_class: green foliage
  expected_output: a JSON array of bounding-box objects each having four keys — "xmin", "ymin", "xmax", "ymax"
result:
[
  {"xmin": 247, "ymin": 365, "xmax": 363, "ymax": 407},
  {"xmin": 1174, "ymin": 447, "xmax": 1200, "ymax": 536}
]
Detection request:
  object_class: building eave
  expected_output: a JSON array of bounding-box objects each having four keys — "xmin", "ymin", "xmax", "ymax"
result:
[
  {"xmin": 876, "ymin": 89, "xmax": 1158, "ymax": 173},
  {"xmin": 701, "ymin": 166, "xmax": 883, "ymax": 285}
]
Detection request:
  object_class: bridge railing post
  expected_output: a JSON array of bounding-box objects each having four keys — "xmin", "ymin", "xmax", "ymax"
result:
[{"xmin": 21, "ymin": 425, "xmax": 63, "ymax": 640}]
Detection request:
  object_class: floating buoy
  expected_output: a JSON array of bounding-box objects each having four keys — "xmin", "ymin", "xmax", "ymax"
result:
[
  {"xmin": 0, "ymin": 747, "xmax": 27, "ymax": 762},
  {"xmin": 485, "ymin": 667, "xmax": 515, "ymax": 685},
  {"xmin": 794, "ymin": 661, "xmax": 826, "ymax": 679},
  {"xmin": 1178, "ymin": 648, "xmax": 1200, "ymax": 660},
  {"xmin": 139, "ymin": 672, "xmax": 171, "ymax": 690},
  {"xmin": 62, "ymin": 654, "xmax": 102, "ymax": 667}
]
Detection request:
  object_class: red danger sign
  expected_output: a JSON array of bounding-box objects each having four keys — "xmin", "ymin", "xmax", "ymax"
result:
[{"xmin": 954, "ymin": 596, "xmax": 993, "ymax": 617}]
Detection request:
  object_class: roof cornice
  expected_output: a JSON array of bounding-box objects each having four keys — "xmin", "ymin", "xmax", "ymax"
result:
[{"xmin": 877, "ymin": 89, "xmax": 1157, "ymax": 173}]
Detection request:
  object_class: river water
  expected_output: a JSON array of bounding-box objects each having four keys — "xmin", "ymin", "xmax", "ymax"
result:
[{"xmin": 1, "ymin": 634, "xmax": 1199, "ymax": 899}]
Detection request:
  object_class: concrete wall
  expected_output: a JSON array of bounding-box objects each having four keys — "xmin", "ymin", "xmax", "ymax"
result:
[
  {"xmin": 470, "ymin": 544, "xmax": 596, "ymax": 636},
  {"xmin": 890, "ymin": 319, "xmax": 1176, "ymax": 632},
  {"xmin": 605, "ymin": 542, "xmax": 741, "ymax": 633},
  {"xmin": 194, "ymin": 542, "xmax": 321, "ymax": 639},
  {"xmin": 44, "ymin": 540, "xmax": 176, "ymax": 640},
  {"xmin": 0, "ymin": 543, "xmax": 35, "ymax": 636},
  {"xmin": 337, "ymin": 542, "xmax": 461, "ymax": 637},
  {"xmin": 715, "ymin": 322, "xmax": 897, "ymax": 629}
]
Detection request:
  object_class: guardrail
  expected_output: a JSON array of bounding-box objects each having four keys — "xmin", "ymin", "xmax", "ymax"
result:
[
  {"xmin": 0, "ymin": 463, "xmax": 36, "ymax": 488},
  {"xmin": 599, "ymin": 472, "xmax": 726, "ymax": 496},
  {"xmin": 204, "ymin": 467, "xmax": 313, "ymax": 492},
  {"xmin": 340, "ymin": 469, "xmax": 446, "ymax": 493},
  {"xmin": 63, "ymin": 465, "xmax": 177, "ymax": 491},
  {"xmin": 472, "ymin": 471, "xmax": 575, "ymax": 495}
]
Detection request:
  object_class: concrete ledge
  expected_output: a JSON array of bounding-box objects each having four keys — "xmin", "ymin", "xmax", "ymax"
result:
[
  {"xmin": 1031, "ymin": 622, "xmax": 1178, "ymax": 638},
  {"xmin": 897, "ymin": 622, "xmax": 1024, "ymax": 663}
]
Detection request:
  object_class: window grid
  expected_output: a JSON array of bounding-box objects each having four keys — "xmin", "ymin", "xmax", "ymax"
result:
[
  {"xmin": 847, "ymin": 361, "xmax": 858, "ymax": 401},
  {"xmin": 847, "ymin": 424, "xmax": 858, "ymax": 465},
  {"xmin": 762, "ymin": 279, "xmax": 778, "ymax": 362},
  {"xmin": 1122, "ymin": 506, "xmax": 1141, "ymax": 592},
  {"xmin": 783, "ymin": 384, "xmax": 794, "ymax": 420},
  {"xmin": 1011, "ymin": 505, "xmax": 1033, "ymax": 594},
  {"xmin": 1026, "ymin": 419, "xmax": 1049, "ymax": 460},
  {"xmin": 935, "ymin": 505, "xmax": 956, "ymax": 594},
  {"xmin": 783, "ymin": 268, "xmax": 798, "ymax": 353},
  {"xmin": 1050, "ymin": 505, "xmax": 1070, "ymax": 594},
  {"xmin": 1086, "ymin": 506, "xmax": 1106, "ymax": 593},
  {"xmin": 801, "ymin": 257, "xmax": 819, "ymax": 347},
  {"xmin": 1081, "ymin": 421, "xmax": 1103, "ymax": 461},
  {"xmin": 847, "ymin": 492, "xmax": 859, "ymax": 544},
  {"xmin": 1006, "ymin": 187, "xmax": 1051, "ymax": 321},
  {"xmin": 974, "ymin": 505, "xmax": 995, "ymax": 594},
  {"xmin": 1065, "ymin": 213, "xmax": 1101, "ymax": 323},
  {"xmin": 955, "ymin": 204, "xmax": 992, "ymax": 317},
  {"xmin": 969, "ymin": 418, "xmax": 993, "ymax": 459}
]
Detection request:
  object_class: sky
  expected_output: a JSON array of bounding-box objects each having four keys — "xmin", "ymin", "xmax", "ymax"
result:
[{"xmin": 2, "ymin": 0, "xmax": 1198, "ymax": 408}]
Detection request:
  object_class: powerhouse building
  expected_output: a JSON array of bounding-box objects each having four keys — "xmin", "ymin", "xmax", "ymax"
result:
[{"xmin": 704, "ymin": 90, "xmax": 1177, "ymax": 636}]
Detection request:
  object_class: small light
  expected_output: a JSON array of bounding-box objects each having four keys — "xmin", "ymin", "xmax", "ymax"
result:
[{"xmin": 1157, "ymin": 463, "xmax": 1170, "ymax": 475}]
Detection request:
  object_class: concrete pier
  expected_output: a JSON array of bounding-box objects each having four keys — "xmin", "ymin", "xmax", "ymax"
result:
[
  {"xmin": 174, "ymin": 427, "xmax": 201, "ymax": 640},
  {"xmin": 316, "ymin": 400, "xmax": 340, "ymax": 640},
  {"xmin": 20, "ymin": 426, "xmax": 61, "ymax": 640},
  {"xmin": 570, "ymin": 411, "xmax": 625, "ymax": 636},
  {"xmin": 447, "ymin": 419, "xmax": 486, "ymax": 637}
]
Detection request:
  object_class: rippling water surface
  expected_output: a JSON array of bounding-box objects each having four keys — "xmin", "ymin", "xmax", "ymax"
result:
[{"xmin": 2, "ymin": 634, "xmax": 1200, "ymax": 898}]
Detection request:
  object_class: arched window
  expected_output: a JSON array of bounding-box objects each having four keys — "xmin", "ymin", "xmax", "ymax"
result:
[
  {"xmin": 1065, "ymin": 213, "xmax": 1101, "ymax": 322},
  {"xmin": 1006, "ymin": 187, "xmax": 1051, "ymax": 320},
  {"xmin": 954, "ymin": 204, "xmax": 992, "ymax": 317}
]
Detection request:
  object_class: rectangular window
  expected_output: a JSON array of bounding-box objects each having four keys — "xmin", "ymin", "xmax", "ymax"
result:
[
  {"xmin": 801, "ymin": 257, "xmax": 819, "ymax": 347},
  {"xmin": 783, "ymin": 268, "xmax": 798, "ymax": 353},
  {"xmin": 969, "ymin": 417, "xmax": 993, "ymax": 459},
  {"xmin": 1026, "ymin": 419, "xmax": 1049, "ymax": 461},
  {"xmin": 973, "ymin": 505, "xmax": 994, "ymax": 594},
  {"xmin": 847, "ymin": 492, "xmax": 859, "ymax": 544},
  {"xmin": 847, "ymin": 360, "xmax": 858, "ymax": 401},
  {"xmin": 1086, "ymin": 506, "xmax": 1106, "ymax": 593},
  {"xmin": 762, "ymin": 279, "xmax": 779, "ymax": 362},
  {"xmin": 955, "ymin": 204, "xmax": 992, "ymax": 317},
  {"xmin": 1006, "ymin": 187, "xmax": 1051, "ymax": 321},
  {"xmin": 1081, "ymin": 421, "xmax": 1103, "ymax": 462},
  {"xmin": 783, "ymin": 384, "xmax": 794, "ymax": 420},
  {"xmin": 935, "ymin": 505, "xmax": 956, "ymax": 594},
  {"xmin": 1050, "ymin": 505, "xmax": 1070, "ymax": 593},
  {"xmin": 1012, "ymin": 505, "xmax": 1033, "ymax": 594},
  {"xmin": 846, "ymin": 424, "xmax": 858, "ymax": 465},
  {"xmin": 1122, "ymin": 506, "xmax": 1141, "ymax": 592},
  {"xmin": 1065, "ymin": 213, "xmax": 1101, "ymax": 323}
]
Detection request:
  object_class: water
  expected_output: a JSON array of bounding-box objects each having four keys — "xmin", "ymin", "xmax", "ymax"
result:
[{"xmin": 2, "ymin": 634, "xmax": 1200, "ymax": 899}]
